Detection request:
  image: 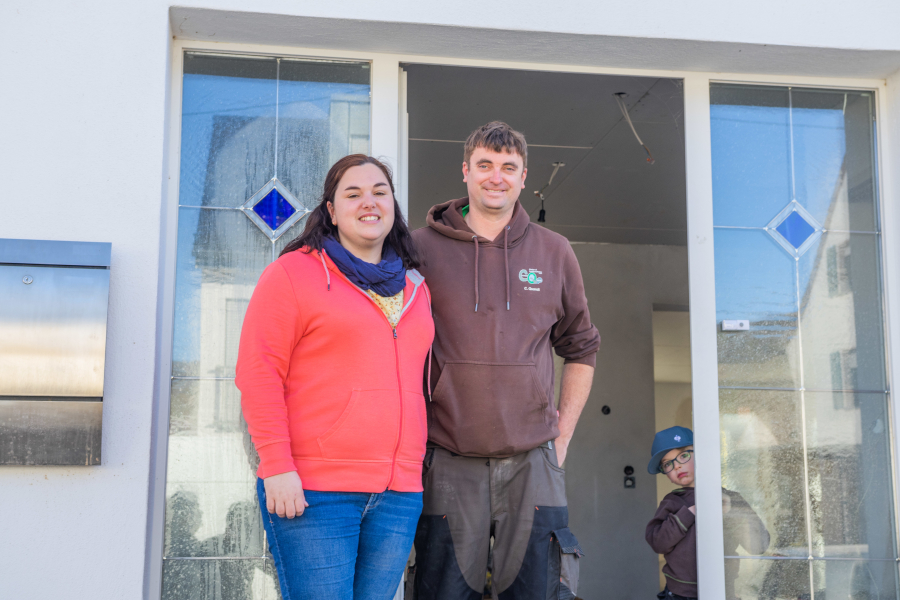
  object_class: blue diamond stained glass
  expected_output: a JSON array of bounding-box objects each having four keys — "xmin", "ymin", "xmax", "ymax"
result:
[
  {"xmin": 241, "ymin": 178, "xmax": 308, "ymax": 241},
  {"xmin": 775, "ymin": 211, "xmax": 816, "ymax": 250},
  {"xmin": 766, "ymin": 200, "xmax": 822, "ymax": 258},
  {"xmin": 252, "ymin": 188, "xmax": 296, "ymax": 230}
]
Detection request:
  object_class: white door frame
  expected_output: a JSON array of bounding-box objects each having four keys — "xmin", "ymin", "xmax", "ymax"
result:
[{"xmin": 148, "ymin": 38, "xmax": 895, "ymax": 600}]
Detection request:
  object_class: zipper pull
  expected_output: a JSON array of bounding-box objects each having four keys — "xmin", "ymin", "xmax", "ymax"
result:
[{"xmin": 393, "ymin": 328, "xmax": 398, "ymax": 339}]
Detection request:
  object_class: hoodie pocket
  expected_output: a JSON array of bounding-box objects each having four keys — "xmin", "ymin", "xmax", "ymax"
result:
[
  {"xmin": 317, "ymin": 389, "xmax": 400, "ymax": 461},
  {"xmin": 430, "ymin": 361, "xmax": 553, "ymax": 456}
]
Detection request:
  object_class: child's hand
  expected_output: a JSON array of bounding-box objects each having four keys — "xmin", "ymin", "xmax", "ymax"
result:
[{"xmin": 688, "ymin": 505, "xmax": 696, "ymax": 515}]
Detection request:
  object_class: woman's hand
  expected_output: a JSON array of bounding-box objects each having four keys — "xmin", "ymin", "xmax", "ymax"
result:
[{"xmin": 264, "ymin": 471, "xmax": 309, "ymax": 519}]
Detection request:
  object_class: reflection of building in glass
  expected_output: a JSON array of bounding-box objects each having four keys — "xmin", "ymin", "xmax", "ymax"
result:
[
  {"xmin": 162, "ymin": 53, "xmax": 371, "ymax": 598},
  {"xmin": 714, "ymin": 87, "xmax": 896, "ymax": 599}
]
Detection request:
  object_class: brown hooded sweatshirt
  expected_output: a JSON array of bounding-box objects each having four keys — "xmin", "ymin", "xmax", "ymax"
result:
[{"xmin": 412, "ymin": 198, "xmax": 600, "ymax": 457}]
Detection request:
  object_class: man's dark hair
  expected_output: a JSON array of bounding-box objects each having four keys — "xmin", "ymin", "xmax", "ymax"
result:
[{"xmin": 463, "ymin": 121, "xmax": 528, "ymax": 168}]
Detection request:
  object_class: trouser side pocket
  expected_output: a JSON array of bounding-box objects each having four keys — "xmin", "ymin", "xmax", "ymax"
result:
[{"xmin": 550, "ymin": 527, "xmax": 583, "ymax": 600}]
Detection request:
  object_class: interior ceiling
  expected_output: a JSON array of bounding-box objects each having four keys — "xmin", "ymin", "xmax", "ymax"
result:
[{"xmin": 406, "ymin": 65, "xmax": 687, "ymax": 245}]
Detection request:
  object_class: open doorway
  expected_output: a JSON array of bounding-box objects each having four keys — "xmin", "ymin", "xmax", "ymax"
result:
[{"xmin": 404, "ymin": 64, "xmax": 692, "ymax": 599}]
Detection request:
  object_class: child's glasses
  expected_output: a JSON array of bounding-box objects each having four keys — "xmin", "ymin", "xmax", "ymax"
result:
[{"xmin": 660, "ymin": 450, "xmax": 693, "ymax": 474}]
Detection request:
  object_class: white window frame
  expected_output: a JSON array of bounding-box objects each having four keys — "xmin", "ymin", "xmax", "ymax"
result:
[{"xmin": 148, "ymin": 38, "xmax": 896, "ymax": 600}]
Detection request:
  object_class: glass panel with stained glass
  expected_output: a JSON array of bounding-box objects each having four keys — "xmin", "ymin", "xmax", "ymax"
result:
[
  {"xmin": 163, "ymin": 51, "xmax": 371, "ymax": 595},
  {"xmin": 712, "ymin": 83, "xmax": 896, "ymax": 599}
]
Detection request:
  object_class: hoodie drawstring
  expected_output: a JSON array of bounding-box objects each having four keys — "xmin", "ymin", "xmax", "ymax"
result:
[
  {"xmin": 320, "ymin": 251, "xmax": 331, "ymax": 291},
  {"xmin": 473, "ymin": 236, "xmax": 480, "ymax": 312},
  {"xmin": 472, "ymin": 228, "xmax": 512, "ymax": 312},
  {"xmin": 504, "ymin": 226, "xmax": 510, "ymax": 311},
  {"xmin": 423, "ymin": 285, "xmax": 434, "ymax": 402}
]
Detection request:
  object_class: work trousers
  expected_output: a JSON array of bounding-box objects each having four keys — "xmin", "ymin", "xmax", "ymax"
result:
[{"xmin": 411, "ymin": 443, "xmax": 582, "ymax": 600}]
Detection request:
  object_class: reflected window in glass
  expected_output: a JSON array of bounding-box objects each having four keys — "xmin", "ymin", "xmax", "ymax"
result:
[
  {"xmin": 163, "ymin": 51, "xmax": 370, "ymax": 596},
  {"xmin": 711, "ymin": 82, "xmax": 895, "ymax": 596}
]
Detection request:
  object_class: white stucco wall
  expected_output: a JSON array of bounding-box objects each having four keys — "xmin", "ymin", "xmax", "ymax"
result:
[
  {"xmin": 0, "ymin": 3, "xmax": 173, "ymax": 599},
  {"xmin": 2, "ymin": 2, "xmax": 900, "ymax": 599}
]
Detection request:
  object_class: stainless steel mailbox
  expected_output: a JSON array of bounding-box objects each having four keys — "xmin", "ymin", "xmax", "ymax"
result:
[{"xmin": 0, "ymin": 239, "xmax": 111, "ymax": 465}]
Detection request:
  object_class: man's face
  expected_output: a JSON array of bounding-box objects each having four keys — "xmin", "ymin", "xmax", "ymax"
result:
[{"xmin": 462, "ymin": 147, "xmax": 527, "ymax": 214}]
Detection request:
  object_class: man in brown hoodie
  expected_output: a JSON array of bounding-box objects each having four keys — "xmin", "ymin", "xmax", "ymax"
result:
[{"xmin": 409, "ymin": 122, "xmax": 601, "ymax": 600}]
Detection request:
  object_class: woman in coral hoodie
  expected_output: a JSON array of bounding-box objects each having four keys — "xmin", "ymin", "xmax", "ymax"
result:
[{"xmin": 236, "ymin": 155, "xmax": 434, "ymax": 600}]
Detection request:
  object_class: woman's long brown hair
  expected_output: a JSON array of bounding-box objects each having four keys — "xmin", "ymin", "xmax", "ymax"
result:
[{"xmin": 279, "ymin": 154, "xmax": 421, "ymax": 269}]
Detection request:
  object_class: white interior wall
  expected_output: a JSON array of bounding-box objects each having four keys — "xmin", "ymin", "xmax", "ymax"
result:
[
  {"xmin": 652, "ymin": 310, "xmax": 693, "ymax": 503},
  {"xmin": 2, "ymin": 3, "xmax": 900, "ymax": 600},
  {"xmin": 566, "ymin": 242, "xmax": 688, "ymax": 600}
]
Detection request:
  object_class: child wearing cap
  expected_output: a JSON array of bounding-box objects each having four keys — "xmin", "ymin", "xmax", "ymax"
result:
[{"xmin": 645, "ymin": 427, "xmax": 770, "ymax": 600}]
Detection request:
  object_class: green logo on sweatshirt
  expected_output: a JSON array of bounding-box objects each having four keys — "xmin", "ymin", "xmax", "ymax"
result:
[{"xmin": 518, "ymin": 269, "xmax": 543, "ymax": 284}]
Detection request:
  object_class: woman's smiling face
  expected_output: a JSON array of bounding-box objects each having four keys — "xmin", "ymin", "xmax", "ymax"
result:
[{"xmin": 327, "ymin": 163, "xmax": 395, "ymax": 261}]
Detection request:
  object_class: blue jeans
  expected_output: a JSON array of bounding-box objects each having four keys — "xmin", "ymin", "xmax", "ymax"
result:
[{"xmin": 257, "ymin": 478, "xmax": 422, "ymax": 600}]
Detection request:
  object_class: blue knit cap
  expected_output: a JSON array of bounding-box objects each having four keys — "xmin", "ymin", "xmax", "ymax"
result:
[{"xmin": 648, "ymin": 426, "xmax": 694, "ymax": 474}]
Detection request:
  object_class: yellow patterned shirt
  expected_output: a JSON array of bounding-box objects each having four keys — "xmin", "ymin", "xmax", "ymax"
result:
[{"xmin": 366, "ymin": 289, "xmax": 405, "ymax": 328}]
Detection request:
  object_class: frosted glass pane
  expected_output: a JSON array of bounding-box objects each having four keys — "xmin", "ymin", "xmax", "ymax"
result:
[
  {"xmin": 711, "ymin": 85, "xmax": 791, "ymax": 227},
  {"xmin": 276, "ymin": 60, "xmax": 371, "ymax": 205},
  {"xmin": 180, "ymin": 54, "xmax": 278, "ymax": 208},
  {"xmin": 266, "ymin": 560, "xmax": 284, "ymax": 600},
  {"xmin": 715, "ymin": 229, "xmax": 799, "ymax": 388},
  {"xmin": 725, "ymin": 558, "xmax": 810, "ymax": 600},
  {"xmin": 800, "ymin": 233, "xmax": 886, "ymax": 392},
  {"xmin": 164, "ymin": 52, "xmax": 372, "ymax": 598},
  {"xmin": 172, "ymin": 207, "xmax": 271, "ymax": 378},
  {"xmin": 720, "ymin": 390, "xmax": 806, "ymax": 556},
  {"xmin": 792, "ymin": 89, "xmax": 877, "ymax": 232},
  {"xmin": 806, "ymin": 392, "xmax": 896, "ymax": 559},
  {"xmin": 165, "ymin": 380, "xmax": 263, "ymax": 558},
  {"xmin": 162, "ymin": 559, "xmax": 279, "ymax": 600},
  {"xmin": 812, "ymin": 559, "xmax": 899, "ymax": 600}
]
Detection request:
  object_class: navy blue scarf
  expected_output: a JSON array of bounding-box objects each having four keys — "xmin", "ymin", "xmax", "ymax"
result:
[{"xmin": 323, "ymin": 237, "xmax": 407, "ymax": 297}]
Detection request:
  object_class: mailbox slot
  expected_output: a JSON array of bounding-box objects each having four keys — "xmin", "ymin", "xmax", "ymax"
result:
[{"xmin": 0, "ymin": 239, "xmax": 111, "ymax": 465}]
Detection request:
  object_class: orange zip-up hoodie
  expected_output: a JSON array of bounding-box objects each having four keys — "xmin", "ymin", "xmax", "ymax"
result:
[{"xmin": 236, "ymin": 248, "xmax": 434, "ymax": 492}]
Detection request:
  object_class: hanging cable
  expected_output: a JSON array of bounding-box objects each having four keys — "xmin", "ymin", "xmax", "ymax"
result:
[
  {"xmin": 534, "ymin": 161, "xmax": 565, "ymax": 223},
  {"xmin": 614, "ymin": 93, "xmax": 655, "ymax": 165},
  {"xmin": 526, "ymin": 81, "xmax": 663, "ymax": 221}
]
